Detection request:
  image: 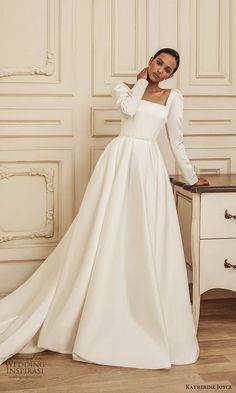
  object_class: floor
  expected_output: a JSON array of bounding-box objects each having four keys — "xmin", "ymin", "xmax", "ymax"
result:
[{"xmin": 0, "ymin": 298, "xmax": 235, "ymax": 393}]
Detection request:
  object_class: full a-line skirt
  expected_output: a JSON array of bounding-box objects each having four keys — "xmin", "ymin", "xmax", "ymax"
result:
[{"xmin": 0, "ymin": 135, "xmax": 199, "ymax": 369}]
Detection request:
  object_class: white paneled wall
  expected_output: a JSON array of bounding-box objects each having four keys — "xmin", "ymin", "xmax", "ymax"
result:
[
  {"xmin": 0, "ymin": 0, "xmax": 75, "ymax": 297},
  {"xmin": 0, "ymin": 0, "xmax": 235, "ymax": 297},
  {"xmin": 0, "ymin": 0, "xmax": 74, "ymax": 94},
  {"xmin": 179, "ymin": 0, "xmax": 236, "ymax": 95},
  {"xmin": 91, "ymin": 0, "xmax": 236, "ymax": 176}
]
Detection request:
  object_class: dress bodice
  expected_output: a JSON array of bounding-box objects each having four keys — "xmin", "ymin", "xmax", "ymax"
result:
[
  {"xmin": 119, "ymin": 92, "xmax": 176, "ymax": 142},
  {"xmin": 110, "ymin": 79, "xmax": 198, "ymax": 186}
]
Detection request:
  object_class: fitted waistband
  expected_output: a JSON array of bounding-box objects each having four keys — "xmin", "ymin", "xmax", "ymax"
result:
[{"xmin": 119, "ymin": 134, "xmax": 156, "ymax": 142}]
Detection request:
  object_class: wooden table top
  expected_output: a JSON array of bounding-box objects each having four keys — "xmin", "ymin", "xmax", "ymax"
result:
[{"xmin": 169, "ymin": 174, "xmax": 236, "ymax": 193}]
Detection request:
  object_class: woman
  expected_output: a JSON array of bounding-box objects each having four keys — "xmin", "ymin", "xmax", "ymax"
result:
[{"xmin": 0, "ymin": 48, "xmax": 209, "ymax": 370}]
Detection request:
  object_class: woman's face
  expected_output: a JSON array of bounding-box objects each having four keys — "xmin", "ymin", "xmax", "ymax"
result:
[{"xmin": 148, "ymin": 52, "xmax": 177, "ymax": 83}]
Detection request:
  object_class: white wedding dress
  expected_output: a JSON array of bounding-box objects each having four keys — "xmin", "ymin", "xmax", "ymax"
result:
[{"xmin": 0, "ymin": 79, "xmax": 199, "ymax": 369}]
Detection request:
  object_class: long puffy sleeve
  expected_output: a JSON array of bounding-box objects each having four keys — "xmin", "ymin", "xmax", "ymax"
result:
[
  {"xmin": 166, "ymin": 90, "xmax": 198, "ymax": 185},
  {"xmin": 110, "ymin": 79, "xmax": 149, "ymax": 117}
]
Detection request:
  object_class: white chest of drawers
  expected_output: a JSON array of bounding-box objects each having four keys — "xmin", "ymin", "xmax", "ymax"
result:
[{"xmin": 171, "ymin": 174, "xmax": 236, "ymax": 331}]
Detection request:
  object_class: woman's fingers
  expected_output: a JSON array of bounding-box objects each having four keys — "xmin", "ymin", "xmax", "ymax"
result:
[
  {"xmin": 137, "ymin": 67, "xmax": 149, "ymax": 80},
  {"xmin": 193, "ymin": 177, "xmax": 210, "ymax": 186}
]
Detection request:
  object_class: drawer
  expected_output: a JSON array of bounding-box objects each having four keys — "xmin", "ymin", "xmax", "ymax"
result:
[
  {"xmin": 201, "ymin": 193, "xmax": 236, "ymax": 238},
  {"xmin": 200, "ymin": 239, "xmax": 236, "ymax": 294}
]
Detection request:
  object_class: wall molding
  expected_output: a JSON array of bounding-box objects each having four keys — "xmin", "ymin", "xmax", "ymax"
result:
[
  {"xmin": 0, "ymin": 0, "xmax": 56, "ymax": 79},
  {"xmin": 0, "ymin": 166, "xmax": 54, "ymax": 243},
  {"xmin": 183, "ymin": 107, "xmax": 236, "ymax": 136},
  {"xmin": 90, "ymin": 146, "xmax": 106, "ymax": 173},
  {"xmin": 0, "ymin": 0, "xmax": 74, "ymax": 95},
  {"xmin": 91, "ymin": 106, "xmax": 120, "ymax": 136},
  {"xmin": 0, "ymin": 108, "xmax": 73, "ymax": 137},
  {"xmin": 179, "ymin": 0, "xmax": 236, "ymax": 94},
  {"xmin": 93, "ymin": 0, "xmax": 149, "ymax": 96},
  {"xmin": 0, "ymin": 52, "xmax": 55, "ymax": 79}
]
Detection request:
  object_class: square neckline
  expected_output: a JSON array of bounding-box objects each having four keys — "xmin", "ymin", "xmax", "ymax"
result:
[
  {"xmin": 141, "ymin": 89, "xmax": 173, "ymax": 108},
  {"xmin": 119, "ymin": 81, "xmax": 175, "ymax": 108}
]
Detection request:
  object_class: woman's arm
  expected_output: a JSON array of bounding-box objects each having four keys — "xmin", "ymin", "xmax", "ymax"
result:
[
  {"xmin": 166, "ymin": 90, "xmax": 199, "ymax": 186},
  {"xmin": 110, "ymin": 79, "xmax": 148, "ymax": 117}
]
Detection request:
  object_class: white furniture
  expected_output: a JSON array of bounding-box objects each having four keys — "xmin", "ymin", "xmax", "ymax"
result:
[{"xmin": 171, "ymin": 174, "xmax": 236, "ymax": 331}]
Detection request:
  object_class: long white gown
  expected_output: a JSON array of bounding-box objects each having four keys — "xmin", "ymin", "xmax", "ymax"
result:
[{"xmin": 0, "ymin": 79, "xmax": 199, "ymax": 369}]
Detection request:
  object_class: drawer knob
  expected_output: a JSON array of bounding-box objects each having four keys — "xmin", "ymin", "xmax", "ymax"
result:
[
  {"xmin": 224, "ymin": 209, "xmax": 236, "ymax": 219},
  {"xmin": 224, "ymin": 259, "xmax": 236, "ymax": 269}
]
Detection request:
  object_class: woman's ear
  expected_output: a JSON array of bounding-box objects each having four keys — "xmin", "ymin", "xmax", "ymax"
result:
[
  {"xmin": 148, "ymin": 57, "xmax": 154, "ymax": 66},
  {"xmin": 166, "ymin": 72, "xmax": 174, "ymax": 80}
]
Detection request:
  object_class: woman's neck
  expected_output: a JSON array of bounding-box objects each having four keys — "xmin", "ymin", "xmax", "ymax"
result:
[{"xmin": 146, "ymin": 78, "xmax": 162, "ymax": 92}]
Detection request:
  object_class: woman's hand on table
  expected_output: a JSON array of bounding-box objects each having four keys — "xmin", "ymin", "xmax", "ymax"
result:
[{"xmin": 193, "ymin": 177, "xmax": 210, "ymax": 186}]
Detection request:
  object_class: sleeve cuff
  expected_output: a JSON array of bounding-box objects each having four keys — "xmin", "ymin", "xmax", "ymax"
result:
[
  {"xmin": 187, "ymin": 174, "xmax": 198, "ymax": 185},
  {"xmin": 135, "ymin": 79, "xmax": 149, "ymax": 88}
]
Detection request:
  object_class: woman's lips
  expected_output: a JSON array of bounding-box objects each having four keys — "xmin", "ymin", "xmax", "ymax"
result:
[{"xmin": 153, "ymin": 72, "xmax": 159, "ymax": 79}]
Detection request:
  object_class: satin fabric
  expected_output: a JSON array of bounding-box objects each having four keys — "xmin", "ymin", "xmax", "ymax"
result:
[{"xmin": 0, "ymin": 80, "xmax": 199, "ymax": 369}]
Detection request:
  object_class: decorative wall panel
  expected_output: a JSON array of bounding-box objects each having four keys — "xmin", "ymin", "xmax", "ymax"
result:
[
  {"xmin": 0, "ymin": 166, "xmax": 54, "ymax": 243},
  {"xmin": 90, "ymin": 147, "xmax": 106, "ymax": 173},
  {"xmin": 91, "ymin": 107, "xmax": 120, "ymax": 136},
  {"xmin": 179, "ymin": 0, "xmax": 236, "ymax": 95},
  {"xmin": 0, "ymin": 108, "xmax": 73, "ymax": 136},
  {"xmin": 0, "ymin": 148, "xmax": 74, "ymax": 262},
  {"xmin": 184, "ymin": 108, "xmax": 236, "ymax": 135},
  {"xmin": 0, "ymin": 0, "xmax": 74, "ymax": 95}
]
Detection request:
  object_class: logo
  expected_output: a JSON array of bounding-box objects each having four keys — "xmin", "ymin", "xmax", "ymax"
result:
[{"xmin": 5, "ymin": 354, "xmax": 45, "ymax": 379}]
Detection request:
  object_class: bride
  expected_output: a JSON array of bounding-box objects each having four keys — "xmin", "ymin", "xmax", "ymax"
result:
[{"xmin": 0, "ymin": 47, "xmax": 209, "ymax": 369}]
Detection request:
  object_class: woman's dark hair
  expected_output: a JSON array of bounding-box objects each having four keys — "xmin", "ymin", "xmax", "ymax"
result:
[{"xmin": 152, "ymin": 48, "xmax": 180, "ymax": 75}]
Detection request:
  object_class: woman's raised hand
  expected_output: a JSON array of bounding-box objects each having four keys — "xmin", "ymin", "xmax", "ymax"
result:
[{"xmin": 137, "ymin": 67, "xmax": 149, "ymax": 80}]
